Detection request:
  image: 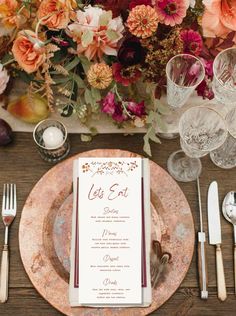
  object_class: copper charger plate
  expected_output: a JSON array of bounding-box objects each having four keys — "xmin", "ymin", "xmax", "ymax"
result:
[{"xmin": 19, "ymin": 149, "xmax": 195, "ymax": 316}]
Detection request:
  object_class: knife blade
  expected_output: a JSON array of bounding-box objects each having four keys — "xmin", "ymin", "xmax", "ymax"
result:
[{"xmin": 207, "ymin": 181, "xmax": 227, "ymax": 301}]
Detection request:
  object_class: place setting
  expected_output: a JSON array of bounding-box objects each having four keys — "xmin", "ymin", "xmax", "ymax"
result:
[{"xmin": 0, "ymin": 1, "xmax": 236, "ymax": 315}]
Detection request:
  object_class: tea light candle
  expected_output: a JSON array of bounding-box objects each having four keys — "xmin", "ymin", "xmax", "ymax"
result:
[{"xmin": 42, "ymin": 126, "xmax": 64, "ymax": 149}]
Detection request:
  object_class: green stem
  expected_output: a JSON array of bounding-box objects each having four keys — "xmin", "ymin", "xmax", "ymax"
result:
[{"xmin": 2, "ymin": 59, "xmax": 15, "ymax": 67}]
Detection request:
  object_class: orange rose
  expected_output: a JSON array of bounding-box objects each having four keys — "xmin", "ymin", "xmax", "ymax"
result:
[
  {"xmin": 37, "ymin": 0, "xmax": 75, "ymax": 30},
  {"xmin": 12, "ymin": 30, "xmax": 46, "ymax": 74},
  {"xmin": 0, "ymin": 0, "xmax": 27, "ymax": 35},
  {"xmin": 202, "ymin": 0, "xmax": 236, "ymax": 42}
]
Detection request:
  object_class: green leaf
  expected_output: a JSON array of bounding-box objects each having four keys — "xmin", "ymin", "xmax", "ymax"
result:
[
  {"xmin": 146, "ymin": 111, "xmax": 155, "ymax": 124},
  {"xmin": 81, "ymin": 30, "xmax": 94, "ymax": 47},
  {"xmin": 156, "ymin": 112, "xmax": 167, "ymax": 132},
  {"xmin": 81, "ymin": 134, "xmax": 92, "ymax": 142},
  {"xmin": 157, "ymin": 102, "xmax": 171, "ymax": 115},
  {"xmin": 71, "ymin": 72, "xmax": 86, "ymax": 89},
  {"xmin": 99, "ymin": 11, "xmax": 112, "ymax": 26},
  {"xmin": 15, "ymin": 70, "xmax": 34, "ymax": 84},
  {"xmin": 149, "ymin": 128, "xmax": 161, "ymax": 144},
  {"xmin": 90, "ymin": 127, "xmax": 98, "ymax": 136},
  {"xmin": 143, "ymin": 134, "xmax": 152, "ymax": 157},
  {"xmin": 91, "ymin": 87, "xmax": 101, "ymax": 102},
  {"xmin": 65, "ymin": 56, "xmax": 80, "ymax": 71},
  {"xmin": 84, "ymin": 88, "xmax": 93, "ymax": 105},
  {"xmin": 79, "ymin": 56, "xmax": 92, "ymax": 74},
  {"xmin": 106, "ymin": 29, "xmax": 120, "ymax": 41}
]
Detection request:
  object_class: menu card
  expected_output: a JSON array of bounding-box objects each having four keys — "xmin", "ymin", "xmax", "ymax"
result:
[
  {"xmin": 69, "ymin": 158, "xmax": 152, "ymax": 307},
  {"xmin": 77, "ymin": 158, "xmax": 142, "ymax": 305}
]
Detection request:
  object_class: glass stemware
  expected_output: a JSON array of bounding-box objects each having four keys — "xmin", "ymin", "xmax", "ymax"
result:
[
  {"xmin": 166, "ymin": 54, "xmax": 205, "ymax": 108},
  {"xmin": 212, "ymin": 47, "xmax": 236, "ymax": 104},
  {"xmin": 210, "ymin": 107, "xmax": 236, "ymax": 169},
  {"xmin": 167, "ymin": 106, "xmax": 228, "ymax": 182}
]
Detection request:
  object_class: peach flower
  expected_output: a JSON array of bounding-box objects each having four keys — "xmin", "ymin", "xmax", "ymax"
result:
[
  {"xmin": 202, "ymin": 0, "xmax": 236, "ymax": 42},
  {"xmin": 12, "ymin": 30, "xmax": 46, "ymax": 74},
  {"xmin": 37, "ymin": 0, "xmax": 76, "ymax": 30},
  {"xmin": 67, "ymin": 6, "xmax": 124, "ymax": 60},
  {"xmin": 0, "ymin": 0, "xmax": 27, "ymax": 36}
]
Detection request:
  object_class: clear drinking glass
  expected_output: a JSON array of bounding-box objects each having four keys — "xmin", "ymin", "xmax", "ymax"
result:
[
  {"xmin": 212, "ymin": 47, "xmax": 236, "ymax": 104},
  {"xmin": 33, "ymin": 119, "xmax": 70, "ymax": 163},
  {"xmin": 167, "ymin": 106, "xmax": 228, "ymax": 182},
  {"xmin": 210, "ymin": 107, "xmax": 236, "ymax": 169},
  {"xmin": 166, "ymin": 54, "xmax": 205, "ymax": 108}
]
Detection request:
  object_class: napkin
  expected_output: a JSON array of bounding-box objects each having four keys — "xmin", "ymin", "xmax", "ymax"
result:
[{"xmin": 69, "ymin": 158, "xmax": 152, "ymax": 307}]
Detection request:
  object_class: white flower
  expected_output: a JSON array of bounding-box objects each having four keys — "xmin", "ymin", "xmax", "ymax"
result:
[{"xmin": 0, "ymin": 64, "xmax": 9, "ymax": 95}]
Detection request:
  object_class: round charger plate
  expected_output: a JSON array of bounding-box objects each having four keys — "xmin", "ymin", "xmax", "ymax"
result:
[{"xmin": 19, "ymin": 149, "xmax": 194, "ymax": 316}]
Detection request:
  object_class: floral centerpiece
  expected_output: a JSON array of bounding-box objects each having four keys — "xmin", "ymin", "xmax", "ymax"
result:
[{"xmin": 0, "ymin": 0, "xmax": 235, "ymax": 154}]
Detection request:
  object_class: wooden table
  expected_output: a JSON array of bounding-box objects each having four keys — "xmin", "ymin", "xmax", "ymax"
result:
[{"xmin": 0, "ymin": 132, "xmax": 236, "ymax": 316}]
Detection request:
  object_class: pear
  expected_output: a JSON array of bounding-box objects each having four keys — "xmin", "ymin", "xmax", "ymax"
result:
[{"xmin": 7, "ymin": 94, "xmax": 49, "ymax": 123}]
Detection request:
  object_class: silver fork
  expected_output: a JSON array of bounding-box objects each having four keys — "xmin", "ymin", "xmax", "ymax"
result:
[{"xmin": 0, "ymin": 184, "xmax": 17, "ymax": 303}]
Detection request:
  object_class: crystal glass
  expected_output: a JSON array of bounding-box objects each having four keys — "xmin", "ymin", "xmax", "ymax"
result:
[
  {"xmin": 166, "ymin": 54, "xmax": 205, "ymax": 108},
  {"xmin": 167, "ymin": 106, "xmax": 228, "ymax": 182},
  {"xmin": 33, "ymin": 119, "xmax": 70, "ymax": 163},
  {"xmin": 212, "ymin": 47, "xmax": 236, "ymax": 104},
  {"xmin": 210, "ymin": 107, "xmax": 236, "ymax": 169}
]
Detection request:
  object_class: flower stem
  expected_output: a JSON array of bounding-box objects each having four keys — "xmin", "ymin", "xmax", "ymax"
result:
[{"xmin": 2, "ymin": 59, "xmax": 15, "ymax": 67}]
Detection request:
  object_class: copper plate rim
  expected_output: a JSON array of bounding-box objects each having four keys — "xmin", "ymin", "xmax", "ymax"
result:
[{"xmin": 19, "ymin": 149, "xmax": 195, "ymax": 316}]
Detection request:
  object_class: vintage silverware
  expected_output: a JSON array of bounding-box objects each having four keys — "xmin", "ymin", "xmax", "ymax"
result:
[
  {"xmin": 222, "ymin": 191, "xmax": 236, "ymax": 295},
  {"xmin": 196, "ymin": 178, "xmax": 208, "ymax": 299},
  {"xmin": 0, "ymin": 184, "xmax": 17, "ymax": 303},
  {"xmin": 207, "ymin": 181, "xmax": 227, "ymax": 301}
]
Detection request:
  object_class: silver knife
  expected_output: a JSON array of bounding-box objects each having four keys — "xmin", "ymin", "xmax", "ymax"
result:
[{"xmin": 207, "ymin": 181, "xmax": 227, "ymax": 301}]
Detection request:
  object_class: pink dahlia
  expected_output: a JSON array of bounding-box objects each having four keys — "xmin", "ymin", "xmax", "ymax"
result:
[
  {"xmin": 101, "ymin": 92, "xmax": 116, "ymax": 115},
  {"xmin": 180, "ymin": 29, "xmax": 203, "ymax": 55},
  {"xmin": 154, "ymin": 0, "xmax": 189, "ymax": 26},
  {"xmin": 112, "ymin": 63, "xmax": 141, "ymax": 86}
]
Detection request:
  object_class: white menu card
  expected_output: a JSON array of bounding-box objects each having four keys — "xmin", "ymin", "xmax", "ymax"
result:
[{"xmin": 77, "ymin": 158, "xmax": 142, "ymax": 305}]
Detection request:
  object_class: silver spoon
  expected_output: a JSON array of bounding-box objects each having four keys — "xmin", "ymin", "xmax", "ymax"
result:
[{"xmin": 222, "ymin": 191, "xmax": 236, "ymax": 295}]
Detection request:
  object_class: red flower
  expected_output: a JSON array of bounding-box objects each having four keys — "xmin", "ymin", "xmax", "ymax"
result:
[
  {"xmin": 112, "ymin": 63, "xmax": 141, "ymax": 86},
  {"xmin": 112, "ymin": 103, "xmax": 128, "ymax": 122},
  {"xmin": 94, "ymin": 0, "xmax": 129, "ymax": 17},
  {"xmin": 129, "ymin": 0, "xmax": 152, "ymax": 9},
  {"xmin": 127, "ymin": 101, "xmax": 145, "ymax": 116},
  {"xmin": 180, "ymin": 29, "xmax": 203, "ymax": 56}
]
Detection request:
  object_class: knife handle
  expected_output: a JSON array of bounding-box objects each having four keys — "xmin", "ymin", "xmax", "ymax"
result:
[
  {"xmin": 216, "ymin": 244, "xmax": 227, "ymax": 301},
  {"xmin": 234, "ymin": 244, "xmax": 236, "ymax": 295},
  {"xmin": 197, "ymin": 232, "xmax": 208, "ymax": 299}
]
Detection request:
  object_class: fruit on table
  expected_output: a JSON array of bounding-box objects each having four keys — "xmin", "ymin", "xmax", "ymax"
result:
[
  {"xmin": 0, "ymin": 119, "xmax": 13, "ymax": 145},
  {"xmin": 7, "ymin": 94, "xmax": 49, "ymax": 123}
]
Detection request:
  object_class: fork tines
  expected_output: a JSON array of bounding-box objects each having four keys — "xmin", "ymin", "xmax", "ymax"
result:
[{"xmin": 2, "ymin": 184, "xmax": 17, "ymax": 214}]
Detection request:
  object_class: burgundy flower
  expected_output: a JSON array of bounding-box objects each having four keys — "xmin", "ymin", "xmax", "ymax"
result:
[
  {"xmin": 196, "ymin": 80, "xmax": 214, "ymax": 100},
  {"xmin": 94, "ymin": 0, "xmax": 129, "ymax": 17},
  {"xmin": 101, "ymin": 92, "xmax": 116, "ymax": 115},
  {"xmin": 118, "ymin": 37, "xmax": 146, "ymax": 66},
  {"xmin": 127, "ymin": 101, "xmax": 145, "ymax": 116},
  {"xmin": 129, "ymin": 0, "xmax": 152, "ymax": 9},
  {"xmin": 180, "ymin": 29, "xmax": 203, "ymax": 56},
  {"xmin": 112, "ymin": 63, "xmax": 141, "ymax": 86},
  {"xmin": 201, "ymin": 59, "xmax": 213, "ymax": 77},
  {"xmin": 112, "ymin": 103, "xmax": 128, "ymax": 122}
]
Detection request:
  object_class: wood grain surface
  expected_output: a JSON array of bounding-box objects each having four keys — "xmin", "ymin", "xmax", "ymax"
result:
[{"xmin": 0, "ymin": 132, "xmax": 236, "ymax": 316}]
